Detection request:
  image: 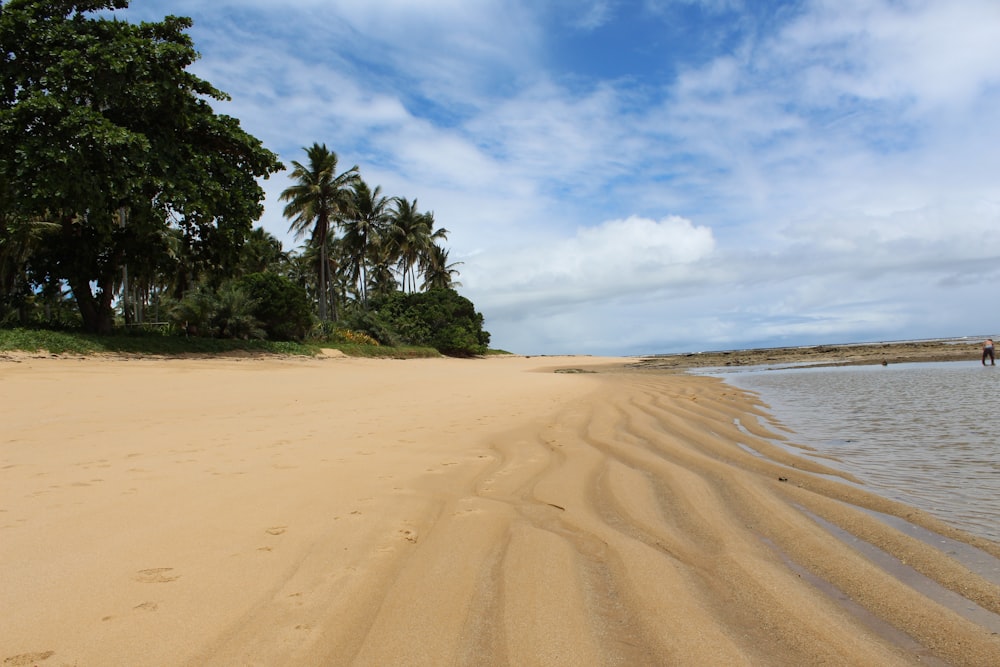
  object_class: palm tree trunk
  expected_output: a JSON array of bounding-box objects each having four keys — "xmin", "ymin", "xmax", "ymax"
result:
[
  {"xmin": 318, "ymin": 225, "xmax": 328, "ymax": 321},
  {"xmin": 360, "ymin": 263, "xmax": 368, "ymax": 307},
  {"xmin": 319, "ymin": 247, "xmax": 328, "ymax": 321}
]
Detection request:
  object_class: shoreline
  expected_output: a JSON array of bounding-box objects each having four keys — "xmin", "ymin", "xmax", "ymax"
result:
[
  {"xmin": 629, "ymin": 339, "xmax": 985, "ymax": 370},
  {"xmin": 2, "ymin": 355, "xmax": 998, "ymax": 665}
]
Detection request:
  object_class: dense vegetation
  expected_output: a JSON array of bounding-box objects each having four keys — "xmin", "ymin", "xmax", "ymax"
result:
[
  {"xmin": 0, "ymin": 327, "xmax": 442, "ymax": 359},
  {"xmin": 0, "ymin": 0, "xmax": 490, "ymax": 356}
]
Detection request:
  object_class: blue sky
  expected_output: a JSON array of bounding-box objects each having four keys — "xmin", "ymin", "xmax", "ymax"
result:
[{"xmin": 114, "ymin": 0, "xmax": 1000, "ymax": 355}]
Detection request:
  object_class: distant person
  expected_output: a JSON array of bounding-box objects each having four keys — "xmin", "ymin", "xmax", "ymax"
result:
[{"xmin": 983, "ymin": 339, "xmax": 995, "ymax": 366}]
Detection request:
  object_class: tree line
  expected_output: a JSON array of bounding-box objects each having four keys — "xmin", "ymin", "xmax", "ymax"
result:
[
  {"xmin": 279, "ymin": 142, "xmax": 461, "ymax": 322},
  {"xmin": 0, "ymin": 1, "xmax": 489, "ymax": 354}
]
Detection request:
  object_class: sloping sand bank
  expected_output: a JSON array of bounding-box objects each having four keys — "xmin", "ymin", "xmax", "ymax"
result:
[{"xmin": 2, "ymin": 355, "xmax": 998, "ymax": 666}]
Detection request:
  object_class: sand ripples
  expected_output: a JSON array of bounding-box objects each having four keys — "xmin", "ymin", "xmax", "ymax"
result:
[{"xmin": 346, "ymin": 373, "xmax": 1000, "ymax": 666}]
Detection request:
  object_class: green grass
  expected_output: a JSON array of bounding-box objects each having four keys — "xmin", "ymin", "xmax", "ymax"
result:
[
  {"xmin": 324, "ymin": 343, "xmax": 440, "ymax": 359},
  {"xmin": 0, "ymin": 327, "xmax": 440, "ymax": 359}
]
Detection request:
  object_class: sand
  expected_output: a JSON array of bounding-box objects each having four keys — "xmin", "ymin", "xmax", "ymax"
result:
[
  {"xmin": 630, "ymin": 339, "xmax": 986, "ymax": 370},
  {"xmin": 2, "ymin": 354, "xmax": 999, "ymax": 666}
]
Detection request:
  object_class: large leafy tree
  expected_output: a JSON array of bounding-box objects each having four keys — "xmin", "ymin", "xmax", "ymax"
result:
[
  {"xmin": 0, "ymin": 0, "xmax": 283, "ymax": 333},
  {"xmin": 280, "ymin": 143, "xmax": 359, "ymax": 321}
]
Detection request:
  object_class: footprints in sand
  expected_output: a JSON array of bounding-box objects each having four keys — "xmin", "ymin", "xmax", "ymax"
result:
[
  {"xmin": 102, "ymin": 571, "xmax": 175, "ymax": 622},
  {"xmin": 424, "ymin": 460, "xmax": 462, "ymax": 473},
  {"xmin": 92, "ymin": 568, "xmax": 178, "ymax": 625},
  {"xmin": 3, "ymin": 651, "xmax": 55, "ymax": 666},
  {"xmin": 257, "ymin": 524, "xmax": 289, "ymax": 552},
  {"xmin": 376, "ymin": 526, "xmax": 420, "ymax": 553},
  {"xmin": 99, "ymin": 599, "xmax": 160, "ymax": 625},
  {"xmin": 133, "ymin": 567, "xmax": 180, "ymax": 584}
]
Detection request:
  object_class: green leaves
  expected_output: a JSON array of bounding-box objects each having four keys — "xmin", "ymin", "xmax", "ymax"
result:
[
  {"xmin": 371, "ymin": 288, "xmax": 490, "ymax": 356},
  {"xmin": 236, "ymin": 272, "xmax": 312, "ymax": 341},
  {"xmin": 0, "ymin": 1, "xmax": 282, "ymax": 332},
  {"xmin": 280, "ymin": 143, "xmax": 359, "ymax": 321}
]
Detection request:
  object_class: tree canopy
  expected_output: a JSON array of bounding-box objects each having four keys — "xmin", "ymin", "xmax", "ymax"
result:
[
  {"xmin": 369, "ymin": 289, "xmax": 490, "ymax": 356},
  {"xmin": 0, "ymin": 0, "xmax": 283, "ymax": 332}
]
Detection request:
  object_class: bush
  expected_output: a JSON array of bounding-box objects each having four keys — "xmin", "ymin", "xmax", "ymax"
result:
[
  {"xmin": 332, "ymin": 328, "xmax": 380, "ymax": 346},
  {"xmin": 168, "ymin": 280, "xmax": 264, "ymax": 340},
  {"xmin": 236, "ymin": 272, "xmax": 313, "ymax": 341},
  {"xmin": 336, "ymin": 305, "xmax": 401, "ymax": 346},
  {"xmin": 373, "ymin": 288, "xmax": 490, "ymax": 356},
  {"xmin": 212, "ymin": 283, "xmax": 265, "ymax": 340}
]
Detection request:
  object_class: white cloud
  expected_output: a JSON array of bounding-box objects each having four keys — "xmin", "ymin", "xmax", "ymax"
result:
[
  {"xmin": 777, "ymin": 0, "xmax": 1000, "ymax": 110},
  {"xmin": 110, "ymin": 0, "xmax": 1000, "ymax": 354},
  {"xmin": 464, "ymin": 215, "xmax": 715, "ymax": 311},
  {"xmin": 572, "ymin": 1, "xmax": 615, "ymax": 30}
]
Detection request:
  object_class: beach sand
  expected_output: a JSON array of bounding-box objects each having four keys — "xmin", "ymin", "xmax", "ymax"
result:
[{"xmin": 2, "ymin": 354, "xmax": 998, "ymax": 666}]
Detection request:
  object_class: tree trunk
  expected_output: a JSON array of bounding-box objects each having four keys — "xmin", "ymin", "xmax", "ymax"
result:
[
  {"xmin": 70, "ymin": 276, "xmax": 115, "ymax": 334},
  {"xmin": 318, "ymin": 242, "xmax": 328, "ymax": 321},
  {"xmin": 316, "ymin": 218, "xmax": 330, "ymax": 322}
]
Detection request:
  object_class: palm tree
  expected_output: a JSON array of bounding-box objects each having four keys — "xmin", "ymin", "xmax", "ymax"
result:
[
  {"xmin": 387, "ymin": 198, "xmax": 448, "ymax": 293},
  {"xmin": 279, "ymin": 143, "xmax": 359, "ymax": 321},
  {"xmin": 343, "ymin": 181, "xmax": 390, "ymax": 307},
  {"xmin": 238, "ymin": 227, "xmax": 287, "ymax": 276},
  {"xmin": 421, "ymin": 244, "xmax": 463, "ymax": 290},
  {"xmin": 295, "ymin": 234, "xmax": 349, "ymax": 324},
  {"xmin": 365, "ymin": 241, "xmax": 400, "ymax": 300}
]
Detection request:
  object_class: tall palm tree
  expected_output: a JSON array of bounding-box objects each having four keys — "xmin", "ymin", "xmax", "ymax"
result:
[
  {"xmin": 420, "ymin": 244, "xmax": 463, "ymax": 290},
  {"xmin": 387, "ymin": 198, "xmax": 448, "ymax": 293},
  {"xmin": 343, "ymin": 180, "xmax": 390, "ymax": 307},
  {"xmin": 279, "ymin": 143, "xmax": 359, "ymax": 321}
]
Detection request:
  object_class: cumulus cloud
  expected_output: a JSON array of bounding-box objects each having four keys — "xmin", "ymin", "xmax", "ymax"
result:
[{"xmin": 463, "ymin": 216, "xmax": 715, "ymax": 311}]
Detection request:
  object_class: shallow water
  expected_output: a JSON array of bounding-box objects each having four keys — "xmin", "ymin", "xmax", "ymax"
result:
[{"xmin": 707, "ymin": 361, "xmax": 1000, "ymax": 544}]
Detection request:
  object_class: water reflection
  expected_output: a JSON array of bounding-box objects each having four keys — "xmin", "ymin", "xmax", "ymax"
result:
[{"xmin": 709, "ymin": 362, "xmax": 1000, "ymax": 543}]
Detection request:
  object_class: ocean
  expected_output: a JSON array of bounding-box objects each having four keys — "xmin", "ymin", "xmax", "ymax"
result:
[{"xmin": 703, "ymin": 360, "xmax": 1000, "ymax": 544}]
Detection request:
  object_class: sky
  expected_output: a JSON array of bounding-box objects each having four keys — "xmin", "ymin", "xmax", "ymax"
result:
[{"xmin": 112, "ymin": 0, "xmax": 1000, "ymax": 356}]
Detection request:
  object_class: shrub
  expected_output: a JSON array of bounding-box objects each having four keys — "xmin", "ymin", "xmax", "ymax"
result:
[
  {"xmin": 212, "ymin": 283, "xmax": 265, "ymax": 340},
  {"xmin": 168, "ymin": 281, "xmax": 265, "ymax": 340},
  {"xmin": 336, "ymin": 306, "xmax": 401, "ymax": 346},
  {"xmin": 235, "ymin": 272, "xmax": 313, "ymax": 341},
  {"xmin": 374, "ymin": 288, "xmax": 490, "ymax": 356}
]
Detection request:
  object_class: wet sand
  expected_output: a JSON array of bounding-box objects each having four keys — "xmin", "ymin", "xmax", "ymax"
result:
[{"xmin": 1, "ymin": 354, "xmax": 998, "ymax": 666}]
